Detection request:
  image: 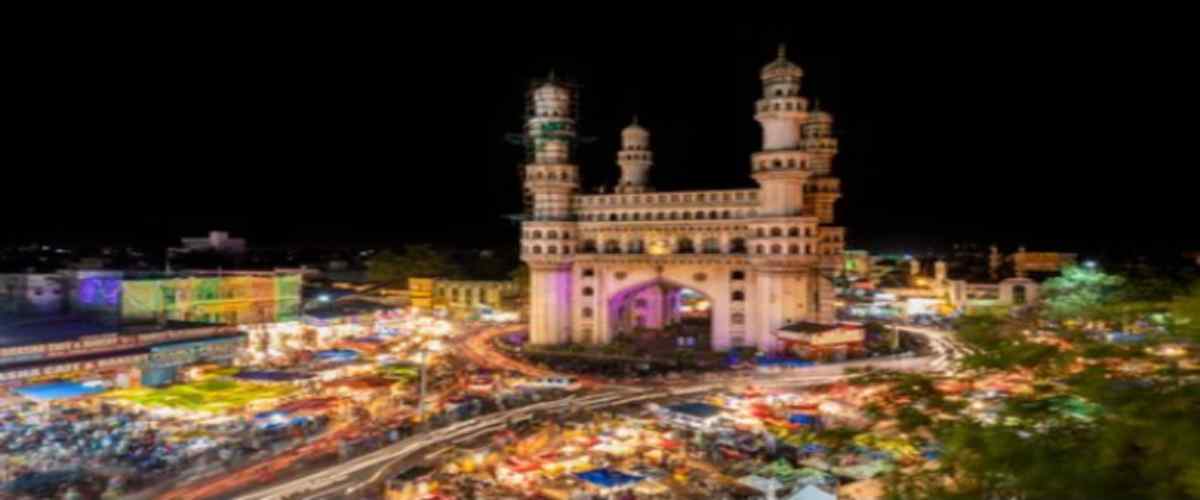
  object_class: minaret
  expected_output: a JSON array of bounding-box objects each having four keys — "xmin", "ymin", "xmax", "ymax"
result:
[
  {"xmin": 615, "ymin": 116, "xmax": 652, "ymax": 194},
  {"xmin": 747, "ymin": 44, "xmax": 823, "ymax": 352},
  {"xmin": 524, "ymin": 73, "xmax": 579, "ymax": 221},
  {"xmin": 520, "ymin": 72, "xmax": 579, "ymax": 345},
  {"xmin": 752, "ymin": 44, "xmax": 812, "ymax": 217},
  {"xmin": 803, "ymin": 99, "xmax": 838, "ymax": 176}
]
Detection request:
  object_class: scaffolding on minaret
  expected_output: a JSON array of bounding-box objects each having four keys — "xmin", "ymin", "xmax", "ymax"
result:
[{"xmin": 506, "ymin": 70, "xmax": 596, "ymax": 216}]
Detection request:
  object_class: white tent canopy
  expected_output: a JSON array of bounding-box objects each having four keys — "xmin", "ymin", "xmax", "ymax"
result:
[{"xmin": 784, "ymin": 484, "xmax": 837, "ymax": 500}]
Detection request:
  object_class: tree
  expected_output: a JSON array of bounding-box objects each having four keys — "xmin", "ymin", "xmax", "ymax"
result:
[
  {"xmin": 366, "ymin": 245, "xmax": 462, "ymax": 285},
  {"xmin": 509, "ymin": 263, "xmax": 530, "ymax": 293},
  {"xmin": 1169, "ymin": 282, "xmax": 1200, "ymax": 341},
  {"xmin": 502, "ymin": 263, "xmax": 530, "ymax": 311},
  {"xmin": 1040, "ymin": 265, "xmax": 1126, "ymax": 324},
  {"xmin": 877, "ymin": 276, "xmax": 1200, "ymax": 500}
]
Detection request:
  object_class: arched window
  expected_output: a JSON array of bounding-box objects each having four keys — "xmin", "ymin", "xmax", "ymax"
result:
[
  {"xmin": 451, "ymin": 289, "xmax": 460, "ymax": 301},
  {"xmin": 533, "ymin": 246, "xmax": 543, "ymax": 254},
  {"xmin": 695, "ymin": 211, "xmax": 705, "ymax": 220},
  {"xmin": 677, "ymin": 238, "xmax": 696, "ymax": 253},
  {"xmin": 773, "ymin": 160, "xmax": 782, "ymax": 168},
  {"xmin": 563, "ymin": 232, "xmax": 570, "ymax": 239},
  {"xmin": 770, "ymin": 227, "xmax": 783, "ymax": 237},
  {"xmin": 643, "ymin": 212, "xmax": 652, "ymax": 220},
  {"xmin": 771, "ymin": 244, "xmax": 782, "ymax": 254},
  {"xmin": 789, "ymin": 245, "xmax": 800, "ymax": 254},
  {"xmin": 670, "ymin": 212, "xmax": 679, "ymax": 220},
  {"xmin": 657, "ymin": 212, "xmax": 666, "ymax": 220},
  {"xmin": 1012, "ymin": 285, "xmax": 1028, "ymax": 305},
  {"xmin": 582, "ymin": 287, "xmax": 594, "ymax": 297},
  {"xmin": 582, "ymin": 240, "xmax": 597, "ymax": 253},
  {"xmin": 732, "ymin": 313, "xmax": 745, "ymax": 325},
  {"xmin": 563, "ymin": 246, "xmax": 571, "ymax": 255},
  {"xmin": 547, "ymin": 230, "xmax": 558, "ymax": 239},
  {"xmin": 548, "ymin": 246, "xmax": 558, "ymax": 254},
  {"xmin": 731, "ymin": 270, "xmax": 745, "ymax": 280},
  {"xmin": 805, "ymin": 244, "xmax": 813, "ymax": 254},
  {"xmin": 756, "ymin": 228, "xmax": 765, "ymax": 238},
  {"xmin": 702, "ymin": 238, "xmax": 721, "ymax": 254},
  {"xmin": 756, "ymin": 245, "xmax": 765, "ymax": 255},
  {"xmin": 628, "ymin": 240, "xmax": 645, "ymax": 254},
  {"xmin": 632, "ymin": 213, "xmax": 640, "ymax": 221},
  {"xmin": 732, "ymin": 291, "xmax": 745, "ymax": 301},
  {"xmin": 582, "ymin": 307, "xmax": 593, "ymax": 319},
  {"xmin": 730, "ymin": 238, "xmax": 747, "ymax": 254},
  {"xmin": 805, "ymin": 227, "xmax": 814, "ymax": 237},
  {"xmin": 609, "ymin": 213, "xmax": 618, "ymax": 221},
  {"xmin": 722, "ymin": 210, "xmax": 731, "ymax": 219},
  {"xmin": 532, "ymin": 230, "xmax": 543, "ymax": 239},
  {"xmin": 683, "ymin": 212, "xmax": 693, "ymax": 220},
  {"xmin": 709, "ymin": 211, "xmax": 718, "ymax": 219},
  {"xmin": 788, "ymin": 227, "xmax": 799, "ymax": 237},
  {"xmin": 621, "ymin": 213, "xmax": 629, "ymax": 221},
  {"xmin": 604, "ymin": 240, "xmax": 621, "ymax": 254}
]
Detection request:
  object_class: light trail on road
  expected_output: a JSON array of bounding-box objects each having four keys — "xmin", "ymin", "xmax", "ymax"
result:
[{"xmin": 226, "ymin": 324, "xmax": 969, "ymax": 500}]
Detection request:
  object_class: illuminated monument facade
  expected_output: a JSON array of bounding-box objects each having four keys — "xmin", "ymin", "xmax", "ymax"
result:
[{"xmin": 520, "ymin": 46, "xmax": 845, "ymax": 352}]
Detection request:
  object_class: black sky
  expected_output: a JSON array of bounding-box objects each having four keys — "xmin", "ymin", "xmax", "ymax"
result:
[{"xmin": 6, "ymin": 24, "xmax": 1198, "ymax": 255}]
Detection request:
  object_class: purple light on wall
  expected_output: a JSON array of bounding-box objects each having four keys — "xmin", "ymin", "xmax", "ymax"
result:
[{"xmin": 78, "ymin": 278, "xmax": 121, "ymax": 307}]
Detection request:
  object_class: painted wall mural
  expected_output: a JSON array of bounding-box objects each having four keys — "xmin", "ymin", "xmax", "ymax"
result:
[{"xmin": 121, "ymin": 275, "xmax": 302, "ymax": 325}]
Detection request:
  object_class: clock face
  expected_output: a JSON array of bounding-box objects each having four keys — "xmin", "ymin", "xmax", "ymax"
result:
[{"xmin": 648, "ymin": 240, "xmax": 671, "ymax": 256}]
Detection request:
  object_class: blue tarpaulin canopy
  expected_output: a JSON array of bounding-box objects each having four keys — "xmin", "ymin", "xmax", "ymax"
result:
[
  {"xmin": 235, "ymin": 371, "xmax": 315, "ymax": 382},
  {"xmin": 666, "ymin": 403, "xmax": 722, "ymax": 419},
  {"xmin": 14, "ymin": 381, "xmax": 106, "ymax": 402},
  {"xmin": 314, "ymin": 349, "xmax": 360, "ymax": 363},
  {"xmin": 755, "ymin": 357, "xmax": 815, "ymax": 368},
  {"xmin": 574, "ymin": 468, "xmax": 644, "ymax": 489},
  {"xmin": 802, "ymin": 444, "xmax": 829, "ymax": 454},
  {"xmin": 789, "ymin": 413, "xmax": 818, "ymax": 425}
]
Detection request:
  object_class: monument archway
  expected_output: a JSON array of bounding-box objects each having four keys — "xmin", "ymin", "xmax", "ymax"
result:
[{"xmin": 607, "ymin": 278, "xmax": 713, "ymax": 351}]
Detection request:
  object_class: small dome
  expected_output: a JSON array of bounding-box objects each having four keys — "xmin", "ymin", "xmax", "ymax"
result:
[
  {"xmin": 534, "ymin": 81, "xmax": 569, "ymax": 101},
  {"xmin": 622, "ymin": 116, "xmax": 649, "ymax": 137},
  {"xmin": 807, "ymin": 108, "xmax": 833, "ymax": 123},
  {"xmin": 761, "ymin": 44, "xmax": 803, "ymax": 82}
]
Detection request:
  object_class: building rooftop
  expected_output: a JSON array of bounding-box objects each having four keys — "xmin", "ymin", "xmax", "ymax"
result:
[
  {"xmin": 0, "ymin": 315, "xmax": 227, "ymax": 349},
  {"xmin": 778, "ymin": 322, "xmax": 842, "ymax": 335},
  {"xmin": 0, "ymin": 316, "xmax": 114, "ymax": 348},
  {"xmin": 304, "ymin": 299, "xmax": 393, "ymax": 320},
  {"xmin": 0, "ymin": 346, "xmax": 150, "ymax": 372}
]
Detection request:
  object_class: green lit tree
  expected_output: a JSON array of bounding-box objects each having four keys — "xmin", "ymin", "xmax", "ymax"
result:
[{"xmin": 1039, "ymin": 264, "xmax": 1126, "ymax": 324}]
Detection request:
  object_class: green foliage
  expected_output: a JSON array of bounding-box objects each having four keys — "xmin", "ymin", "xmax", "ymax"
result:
[
  {"xmin": 880, "ymin": 275, "xmax": 1200, "ymax": 499},
  {"xmin": 1040, "ymin": 264, "xmax": 1126, "ymax": 322},
  {"xmin": 509, "ymin": 263, "xmax": 530, "ymax": 293},
  {"xmin": 1169, "ymin": 282, "xmax": 1200, "ymax": 341},
  {"xmin": 367, "ymin": 245, "xmax": 463, "ymax": 285}
]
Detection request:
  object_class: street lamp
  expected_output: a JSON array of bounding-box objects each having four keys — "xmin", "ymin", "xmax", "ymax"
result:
[
  {"xmin": 417, "ymin": 348, "xmax": 429, "ymax": 427},
  {"xmin": 1085, "ymin": 260, "xmax": 1097, "ymax": 270}
]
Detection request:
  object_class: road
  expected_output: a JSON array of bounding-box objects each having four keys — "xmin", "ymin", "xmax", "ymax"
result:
[{"xmin": 231, "ymin": 324, "xmax": 967, "ymax": 500}]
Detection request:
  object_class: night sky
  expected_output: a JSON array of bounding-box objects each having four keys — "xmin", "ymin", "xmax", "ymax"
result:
[{"xmin": 6, "ymin": 25, "xmax": 1197, "ymax": 255}]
